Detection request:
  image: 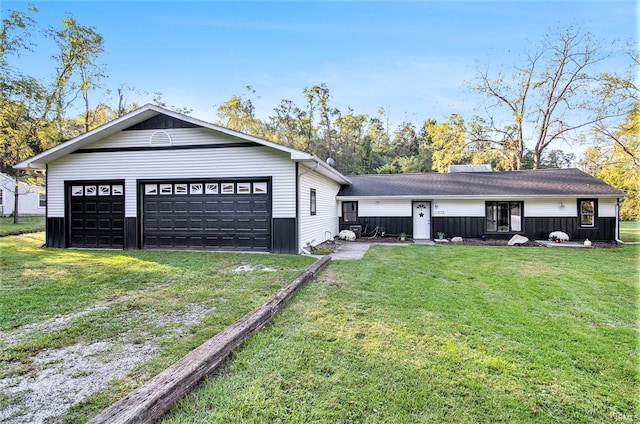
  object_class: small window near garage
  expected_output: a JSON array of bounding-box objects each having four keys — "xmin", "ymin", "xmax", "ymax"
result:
[
  {"xmin": 175, "ymin": 184, "xmax": 188, "ymax": 195},
  {"xmin": 72, "ymin": 186, "xmax": 84, "ymax": 196},
  {"xmin": 253, "ymin": 182, "xmax": 267, "ymax": 194},
  {"xmin": 310, "ymin": 188, "xmax": 317, "ymax": 216},
  {"xmin": 145, "ymin": 184, "xmax": 158, "ymax": 195},
  {"xmin": 85, "ymin": 185, "xmax": 97, "ymax": 196},
  {"xmin": 112, "ymin": 185, "xmax": 124, "ymax": 196},
  {"xmin": 205, "ymin": 183, "xmax": 218, "ymax": 194},
  {"xmin": 237, "ymin": 183, "xmax": 251, "ymax": 194},
  {"xmin": 221, "ymin": 183, "xmax": 234, "ymax": 194},
  {"xmin": 39, "ymin": 193, "xmax": 46, "ymax": 208},
  {"xmin": 99, "ymin": 185, "xmax": 111, "ymax": 196},
  {"xmin": 190, "ymin": 183, "xmax": 203, "ymax": 194},
  {"xmin": 342, "ymin": 201, "xmax": 358, "ymax": 222},
  {"xmin": 486, "ymin": 201, "xmax": 523, "ymax": 232},
  {"xmin": 579, "ymin": 199, "xmax": 596, "ymax": 227},
  {"xmin": 159, "ymin": 184, "xmax": 173, "ymax": 195}
]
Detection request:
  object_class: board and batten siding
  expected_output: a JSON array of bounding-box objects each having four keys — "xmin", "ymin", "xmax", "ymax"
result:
[
  {"xmin": 46, "ymin": 143, "xmax": 296, "ymax": 218},
  {"xmin": 298, "ymin": 165, "xmax": 341, "ymax": 250}
]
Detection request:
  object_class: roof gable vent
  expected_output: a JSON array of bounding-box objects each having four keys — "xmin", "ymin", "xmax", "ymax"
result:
[
  {"xmin": 150, "ymin": 130, "xmax": 172, "ymax": 146},
  {"xmin": 448, "ymin": 164, "xmax": 492, "ymax": 173}
]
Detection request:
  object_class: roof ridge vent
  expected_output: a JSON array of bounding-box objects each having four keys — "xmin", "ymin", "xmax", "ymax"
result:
[{"xmin": 448, "ymin": 164, "xmax": 492, "ymax": 173}]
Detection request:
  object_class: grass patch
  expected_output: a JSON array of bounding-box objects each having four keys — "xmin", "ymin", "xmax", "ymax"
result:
[
  {"xmin": 0, "ymin": 215, "xmax": 45, "ymax": 236},
  {"xmin": 163, "ymin": 244, "xmax": 639, "ymax": 423},
  {"xmin": 0, "ymin": 233, "xmax": 315, "ymax": 422},
  {"xmin": 620, "ymin": 220, "xmax": 640, "ymax": 243}
]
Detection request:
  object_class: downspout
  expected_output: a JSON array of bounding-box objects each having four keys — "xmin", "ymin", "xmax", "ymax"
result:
[
  {"xmin": 615, "ymin": 198, "xmax": 624, "ymax": 244},
  {"xmin": 297, "ymin": 161, "xmax": 319, "ymax": 254}
]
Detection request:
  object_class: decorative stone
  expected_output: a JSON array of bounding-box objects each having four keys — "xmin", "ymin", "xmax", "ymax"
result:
[
  {"xmin": 451, "ymin": 237, "xmax": 463, "ymax": 243},
  {"xmin": 508, "ymin": 234, "xmax": 529, "ymax": 246},
  {"xmin": 584, "ymin": 238, "xmax": 592, "ymax": 246},
  {"xmin": 338, "ymin": 230, "xmax": 356, "ymax": 241},
  {"xmin": 548, "ymin": 231, "xmax": 569, "ymax": 242}
]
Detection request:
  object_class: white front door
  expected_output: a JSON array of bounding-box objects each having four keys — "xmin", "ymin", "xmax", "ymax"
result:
[{"xmin": 413, "ymin": 201, "xmax": 431, "ymax": 239}]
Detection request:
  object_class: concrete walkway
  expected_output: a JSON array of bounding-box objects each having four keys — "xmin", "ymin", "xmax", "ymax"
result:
[{"xmin": 328, "ymin": 239, "xmax": 428, "ymax": 260}]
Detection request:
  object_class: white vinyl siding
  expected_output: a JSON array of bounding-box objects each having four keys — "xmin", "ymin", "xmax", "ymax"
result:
[
  {"xmin": 46, "ymin": 145, "xmax": 296, "ymax": 218},
  {"xmin": 356, "ymin": 199, "xmax": 412, "ymax": 217},
  {"xmin": 0, "ymin": 175, "xmax": 45, "ymax": 216},
  {"xmin": 299, "ymin": 166, "xmax": 341, "ymax": 249},
  {"xmin": 87, "ymin": 128, "xmax": 246, "ymax": 149},
  {"xmin": 598, "ymin": 198, "xmax": 617, "ymax": 217},
  {"xmin": 524, "ymin": 198, "xmax": 576, "ymax": 217},
  {"xmin": 431, "ymin": 200, "xmax": 485, "ymax": 217}
]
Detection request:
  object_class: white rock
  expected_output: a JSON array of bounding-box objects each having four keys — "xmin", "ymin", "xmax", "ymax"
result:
[
  {"xmin": 548, "ymin": 231, "xmax": 569, "ymax": 242},
  {"xmin": 339, "ymin": 230, "xmax": 356, "ymax": 241},
  {"xmin": 451, "ymin": 237, "xmax": 463, "ymax": 243},
  {"xmin": 508, "ymin": 234, "xmax": 529, "ymax": 246},
  {"xmin": 584, "ymin": 238, "xmax": 592, "ymax": 246}
]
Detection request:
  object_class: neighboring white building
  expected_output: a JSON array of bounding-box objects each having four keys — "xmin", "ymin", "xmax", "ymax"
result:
[{"xmin": 0, "ymin": 173, "xmax": 45, "ymax": 217}]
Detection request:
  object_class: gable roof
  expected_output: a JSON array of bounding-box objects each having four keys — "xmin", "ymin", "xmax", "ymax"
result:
[
  {"xmin": 14, "ymin": 104, "xmax": 351, "ymax": 185},
  {"xmin": 337, "ymin": 168, "xmax": 625, "ymax": 199}
]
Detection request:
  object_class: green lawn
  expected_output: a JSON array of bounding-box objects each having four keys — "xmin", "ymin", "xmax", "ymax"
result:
[
  {"xmin": 0, "ymin": 233, "xmax": 315, "ymax": 423},
  {"xmin": 163, "ymin": 243, "xmax": 639, "ymax": 423},
  {"xmin": 620, "ymin": 220, "xmax": 640, "ymax": 243},
  {"xmin": 0, "ymin": 215, "xmax": 45, "ymax": 236}
]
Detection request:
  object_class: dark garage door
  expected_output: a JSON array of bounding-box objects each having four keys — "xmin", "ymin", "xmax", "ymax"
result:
[
  {"xmin": 68, "ymin": 182, "xmax": 125, "ymax": 249},
  {"xmin": 142, "ymin": 180, "xmax": 271, "ymax": 251}
]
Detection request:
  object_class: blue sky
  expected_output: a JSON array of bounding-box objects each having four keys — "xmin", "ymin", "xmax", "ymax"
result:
[{"xmin": 3, "ymin": 0, "xmax": 637, "ymax": 131}]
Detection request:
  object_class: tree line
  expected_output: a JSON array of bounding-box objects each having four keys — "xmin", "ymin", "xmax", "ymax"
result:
[{"xmin": 1, "ymin": 5, "xmax": 637, "ymax": 219}]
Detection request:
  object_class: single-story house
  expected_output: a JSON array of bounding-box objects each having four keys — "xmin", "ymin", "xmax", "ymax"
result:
[
  {"xmin": 15, "ymin": 105, "xmax": 625, "ymax": 252},
  {"xmin": 337, "ymin": 168, "xmax": 625, "ymax": 242},
  {"xmin": 0, "ymin": 172, "xmax": 46, "ymax": 217}
]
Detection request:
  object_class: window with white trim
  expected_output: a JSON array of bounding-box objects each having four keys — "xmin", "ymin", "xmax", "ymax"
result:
[{"xmin": 39, "ymin": 193, "xmax": 46, "ymax": 208}]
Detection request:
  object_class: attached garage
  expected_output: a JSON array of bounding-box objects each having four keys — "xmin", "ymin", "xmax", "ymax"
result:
[
  {"xmin": 141, "ymin": 180, "xmax": 271, "ymax": 251},
  {"xmin": 15, "ymin": 104, "xmax": 350, "ymax": 253},
  {"xmin": 67, "ymin": 181, "xmax": 125, "ymax": 249}
]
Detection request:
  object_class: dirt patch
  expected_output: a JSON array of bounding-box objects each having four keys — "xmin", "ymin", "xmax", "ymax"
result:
[{"xmin": 0, "ymin": 302, "xmax": 216, "ymax": 424}]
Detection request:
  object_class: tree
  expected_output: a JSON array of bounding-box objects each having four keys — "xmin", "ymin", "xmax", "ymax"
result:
[
  {"xmin": 215, "ymin": 86, "xmax": 264, "ymax": 136},
  {"xmin": 470, "ymin": 26, "xmax": 631, "ymax": 169},
  {"xmin": 580, "ymin": 102, "xmax": 639, "ymax": 220},
  {"xmin": 1, "ymin": 5, "xmax": 105, "ymax": 222},
  {"xmin": 426, "ymin": 114, "xmax": 470, "ymax": 172}
]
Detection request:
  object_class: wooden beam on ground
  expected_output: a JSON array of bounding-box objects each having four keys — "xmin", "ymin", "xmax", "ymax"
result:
[{"xmin": 89, "ymin": 255, "xmax": 332, "ymax": 424}]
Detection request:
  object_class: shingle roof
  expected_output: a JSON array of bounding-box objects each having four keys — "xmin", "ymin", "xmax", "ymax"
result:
[{"xmin": 337, "ymin": 168, "xmax": 625, "ymax": 198}]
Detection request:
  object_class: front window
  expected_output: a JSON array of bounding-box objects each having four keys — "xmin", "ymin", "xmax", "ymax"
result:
[
  {"xmin": 39, "ymin": 193, "xmax": 46, "ymax": 208},
  {"xmin": 486, "ymin": 201, "xmax": 523, "ymax": 232},
  {"xmin": 579, "ymin": 200, "xmax": 596, "ymax": 227},
  {"xmin": 342, "ymin": 201, "xmax": 358, "ymax": 222},
  {"xmin": 0, "ymin": 189, "xmax": 3, "ymax": 206}
]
